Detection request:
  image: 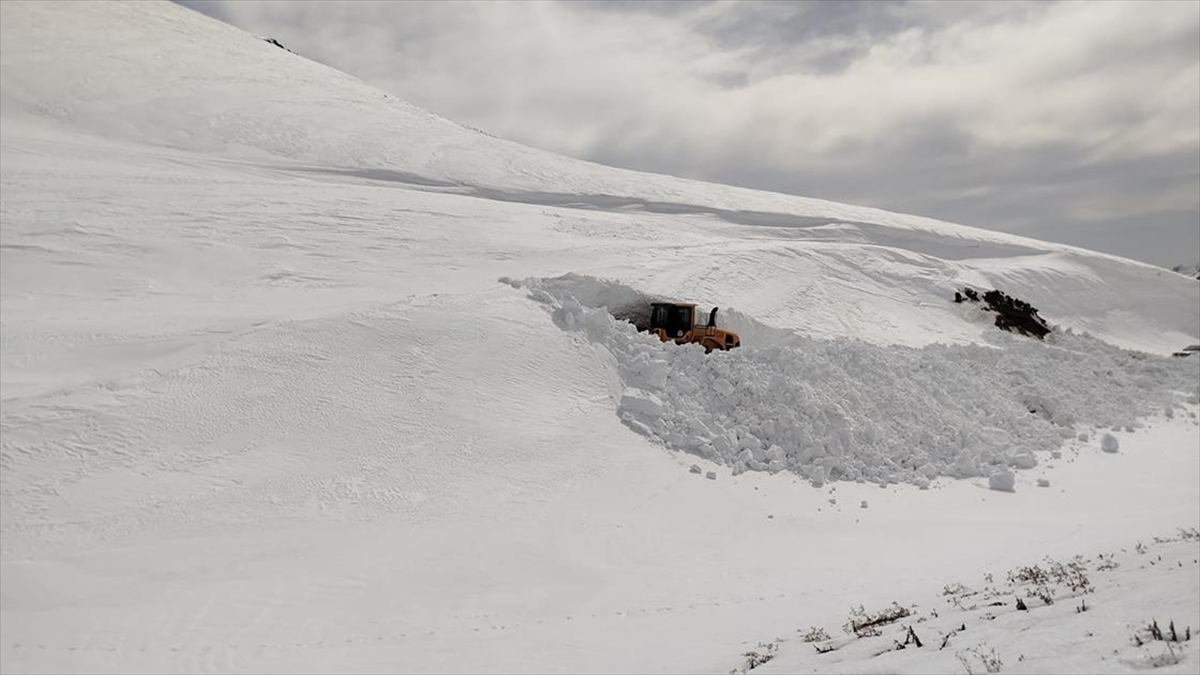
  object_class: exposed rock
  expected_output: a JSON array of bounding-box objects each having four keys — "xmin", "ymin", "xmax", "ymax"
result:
[
  {"xmin": 955, "ymin": 287, "xmax": 1051, "ymax": 339},
  {"xmin": 260, "ymin": 37, "xmax": 295, "ymax": 54}
]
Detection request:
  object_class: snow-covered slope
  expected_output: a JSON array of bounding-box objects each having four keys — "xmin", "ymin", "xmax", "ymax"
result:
[
  {"xmin": 2, "ymin": 2, "xmax": 1197, "ymax": 674},
  {"xmin": 745, "ymin": 530, "xmax": 1200, "ymax": 675},
  {"xmin": 3, "ymin": 0, "xmax": 1196, "ymax": 355}
]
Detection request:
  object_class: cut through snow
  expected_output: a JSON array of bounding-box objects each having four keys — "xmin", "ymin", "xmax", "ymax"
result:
[{"xmin": 510, "ymin": 274, "xmax": 1200, "ymax": 487}]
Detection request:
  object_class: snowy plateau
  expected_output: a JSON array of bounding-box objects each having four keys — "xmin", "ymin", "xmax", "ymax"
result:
[{"xmin": 1, "ymin": 2, "xmax": 1198, "ymax": 674}]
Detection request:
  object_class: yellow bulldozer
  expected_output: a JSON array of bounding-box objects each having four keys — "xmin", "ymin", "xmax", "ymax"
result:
[{"xmin": 648, "ymin": 302, "xmax": 740, "ymax": 352}]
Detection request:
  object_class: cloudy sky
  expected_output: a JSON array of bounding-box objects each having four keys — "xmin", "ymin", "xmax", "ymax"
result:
[{"xmin": 179, "ymin": 0, "xmax": 1198, "ymax": 266}]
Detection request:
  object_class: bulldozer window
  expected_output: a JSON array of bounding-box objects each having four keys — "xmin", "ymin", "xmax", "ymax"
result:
[
  {"xmin": 651, "ymin": 305, "xmax": 669, "ymax": 328},
  {"xmin": 667, "ymin": 306, "xmax": 691, "ymax": 337},
  {"xmin": 650, "ymin": 304, "xmax": 693, "ymax": 338}
]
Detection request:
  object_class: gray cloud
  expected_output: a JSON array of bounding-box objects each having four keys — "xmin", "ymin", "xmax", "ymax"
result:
[{"xmin": 176, "ymin": 0, "xmax": 1199, "ymax": 266}]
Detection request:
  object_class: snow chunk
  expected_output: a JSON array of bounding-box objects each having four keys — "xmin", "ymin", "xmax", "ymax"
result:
[
  {"xmin": 1101, "ymin": 433, "xmax": 1120, "ymax": 453},
  {"xmin": 988, "ymin": 470, "xmax": 1016, "ymax": 493},
  {"xmin": 713, "ymin": 377, "xmax": 734, "ymax": 396},
  {"xmin": 619, "ymin": 388, "xmax": 663, "ymax": 420},
  {"xmin": 1008, "ymin": 450, "xmax": 1038, "ymax": 469},
  {"xmin": 528, "ymin": 288, "xmax": 556, "ymax": 305},
  {"xmin": 621, "ymin": 414, "xmax": 654, "ymax": 437}
]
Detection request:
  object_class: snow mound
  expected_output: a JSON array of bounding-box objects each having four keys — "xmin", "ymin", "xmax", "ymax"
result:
[{"xmin": 511, "ymin": 275, "xmax": 1200, "ymax": 487}]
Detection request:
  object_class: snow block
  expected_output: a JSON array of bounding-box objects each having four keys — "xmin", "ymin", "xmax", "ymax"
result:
[
  {"xmin": 619, "ymin": 388, "xmax": 664, "ymax": 420},
  {"xmin": 620, "ymin": 414, "xmax": 654, "ymax": 437},
  {"xmin": 1100, "ymin": 433, "xmax": 1120, "ymax": 453},
  {"xmin": 988, "ymin": 470, "xmax": 1016, "ymax": 493},
  {"xmin": 1007, "ymin": 450, "xmax": 1038, "ymax": 469}
]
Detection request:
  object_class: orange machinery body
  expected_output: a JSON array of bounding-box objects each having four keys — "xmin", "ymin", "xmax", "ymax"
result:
[{"xmin": 649, "ymin": 302, "xmax": 740, "ymax": 352}]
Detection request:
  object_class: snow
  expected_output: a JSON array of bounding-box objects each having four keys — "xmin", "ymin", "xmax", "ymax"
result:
[
  {"xmin": 1102, "ymin": 433, "xmax": 1122, "ymax": 454},
  {"xmin": 1, "ymin": 2, "xmax": 1198, "ymax": 674},
  {"xmin": 988, "ymin": 470, "xmax": 1017, "ymax": 493},
  {"xmin": 517, "ymin": 274, "xmax": 1196, "ymax": 486},
  {"xmin": 619, "ymin": 388, "xmax": 666, "ymax": 420},
  {"xmin": 748, "ymin": 531, "xmax": 1200, "ymax": 675}
]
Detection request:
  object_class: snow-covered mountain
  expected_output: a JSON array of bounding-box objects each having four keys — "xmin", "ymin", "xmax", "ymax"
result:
[{"xmin": 2, "ymin": 2, "xmax": 1197, "ymax": 673}]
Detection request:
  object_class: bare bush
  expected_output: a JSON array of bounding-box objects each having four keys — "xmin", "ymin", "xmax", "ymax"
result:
[
  {"xmin": 1007, "ymin": 556, "xmax": 1092, "ymax": 607},
  {"xmin": 940, "ymin": 623, "xmax": 967, "ymax": 650},
  {"xmin": 733, "ymin": 642, "xmax": 778, "ymax": 672},
  {"xmin": 1133, "ymin": 619, "xmax": 1192, "ymax": 646},
  {"xmin": 957, "ymin": 644, "xmax": 1003, "ymax": 674},
  {"xmin": 800, "ymin": 626, "xmax": 830, "ymax": 643},
  {"xmin": 943, "ymin": 583, "xmax": 981, "ymax": 610},
  {"xmin": 843, "ymin": 602, "xmax": 912, "ymax": 638}
]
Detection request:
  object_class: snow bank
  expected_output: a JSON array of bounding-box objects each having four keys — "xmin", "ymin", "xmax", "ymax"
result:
[{"xmin": 513, "ymin": 274, "xmax": 1200, "ymax": 487}]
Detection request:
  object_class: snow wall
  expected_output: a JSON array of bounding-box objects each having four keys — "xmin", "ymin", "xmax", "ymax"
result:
[{"xmin": 503, "ymin": 274, "xmax": 1200, "ymax": 488}]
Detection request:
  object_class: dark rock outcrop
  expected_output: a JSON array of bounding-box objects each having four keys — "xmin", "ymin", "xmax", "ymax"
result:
[
  {"xmin": 955, "ymin": 287, "xmax": 1051, "ymax": 339},
  {"xmin": 260, "ymin": 37, "xmax": 295, "ymax": 54}
]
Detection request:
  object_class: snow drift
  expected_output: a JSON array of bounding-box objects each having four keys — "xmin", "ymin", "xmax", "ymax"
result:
[{"xmin": 511, "ymin": 274, "xmax": 1199, "ymax": 487}]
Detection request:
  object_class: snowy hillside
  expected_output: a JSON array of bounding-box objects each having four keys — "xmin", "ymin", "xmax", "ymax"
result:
[{"xmin": 1, "ymin": 2, "xmax": 1197, "ymax": 674}]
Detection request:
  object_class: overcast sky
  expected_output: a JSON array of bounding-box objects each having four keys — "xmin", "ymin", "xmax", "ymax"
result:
[{"xmin": 179, "ymin": 0, "xmax": 1198, "ymax": 266}]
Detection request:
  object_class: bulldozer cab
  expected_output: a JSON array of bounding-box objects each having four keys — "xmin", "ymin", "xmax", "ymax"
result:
[
  {"xmin": 650, "ymin": 303, "xmax": 694, "ymax": 339},
  {"xmin": 648, "ymin": 302, "xmax": 738, "ymax": 352}
]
